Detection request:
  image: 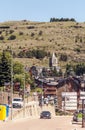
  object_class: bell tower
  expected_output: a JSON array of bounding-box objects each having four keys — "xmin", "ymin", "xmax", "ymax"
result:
[{"xmin": 49, "ymin": 52, "xmax": 58, "ymax": 68}]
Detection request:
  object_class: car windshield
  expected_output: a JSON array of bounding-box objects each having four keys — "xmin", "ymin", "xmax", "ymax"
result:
[
  {"xmin": 13, "ymin": 98, "xmax": 22, "ymax": 101},
  {"xmin": 75, "ymin": 110, "xmax": 85, "ymax": 114},
  {"xmin": 79, "ymin": 110, "xmax": 85, "ymax": 113},
  {"xmin": 41, "ymin": 111, "xmax": 50, "ymax": 115}
]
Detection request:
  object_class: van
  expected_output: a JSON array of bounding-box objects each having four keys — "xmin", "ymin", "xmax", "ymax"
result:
[{"xmin": 12, "ymin": 97, "xmax": 23, "ymax": 108}]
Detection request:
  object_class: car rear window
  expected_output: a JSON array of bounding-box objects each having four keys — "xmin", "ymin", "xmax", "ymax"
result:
[
  {"xmin": 13, "ymin": 98, "xmax": 22, "ymax": 101},
  {"xmin": 42, "ymin": 111, "xmax": 51, "ymax": 114}
]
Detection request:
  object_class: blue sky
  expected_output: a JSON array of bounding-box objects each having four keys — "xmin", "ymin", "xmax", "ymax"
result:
[{"xmin": 0, "ymin": 0, "xmax": 85, "ymax": 22}]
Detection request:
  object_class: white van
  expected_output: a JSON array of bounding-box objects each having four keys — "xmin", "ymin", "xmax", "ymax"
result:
[{"xmin": 12, "ymin": 97, "xmax": 23, "ymax": 108}]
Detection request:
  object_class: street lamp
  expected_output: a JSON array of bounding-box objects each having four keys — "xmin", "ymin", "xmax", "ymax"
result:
[
  {"xmin": 64, "ymin": 78, "xmax": 67, "ymax": 115},
  {"xmin": 82, "ymin": 99, "xmax": 85, "ymax": 128},
  {"xmin": 23, "ymin": 72, "xmax": 25, "ymax": 117},
  {"xmin": 81, "ymin": 75, "xmax": 85, "ymax": 128}
]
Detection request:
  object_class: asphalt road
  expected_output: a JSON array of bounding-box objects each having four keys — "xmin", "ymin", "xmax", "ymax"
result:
[{"xmin": 0, "ymin": 116, "xmax": 84, "ymax": 130}]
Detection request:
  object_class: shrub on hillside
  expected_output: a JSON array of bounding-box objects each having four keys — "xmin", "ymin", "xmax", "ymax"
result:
[
  {"xmin": 8, "ymin": 35, "xmax": 16, "ymax": 40},
  {"xmin": 9, "ymin": 30, "xmax": 14, "ymax": 34},
  {"xmin": 59, "ymin": 53, "xmax": 68, "ymax": 61},
  {"xmin": 74, "ymin": 48, "xmax": 80, "ymax": 53},
  {"xmin": 18, "ymin": 49, "xmax": 47, "ymax": 59},
  {"xmin": 19, "ymin": 31, "xmax": 24, "ymax": 35},
  {"xmin": 38, "ymin": 30, "xmax": 43, "ymax": 36},
  {"xmin": 50, "ymin": 17, "xmax": 76, "ymax": 22},
  {"xmin": 0, "ymin": 31, "xmax": 2, "ymax": 34},
  {"xmin": 31, "ymin": 32, "xmax": 35, "ymax": 37},
  {"xmin": 0, "ymin": 35, "xmax": 4, "ymax": 40},
  {"xmin": 18, "ymin": 50, "xmax": 26, "ymax": 58},
  {"xmin": 27, "ymin": 26, "xmax": 35, "ymax": 29}
]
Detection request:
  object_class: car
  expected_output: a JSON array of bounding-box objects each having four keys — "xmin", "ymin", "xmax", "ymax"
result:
[
  {"xmin": 44, "ymin": 98, "xmax": 49, "ymax": 104},
  {"xmin": 40, "ymin": 111, "xmax": 51, "ymax": 119},
  {"xmin": 12, "ymin": 97, "xmax": 23, "ymax": 108},
  {"xmin": 73, "ymin": 109, "xmax": 85, "ymax": 122}
]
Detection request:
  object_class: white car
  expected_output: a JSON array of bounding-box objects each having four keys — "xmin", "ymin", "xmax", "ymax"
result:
[{"xmin": 12, "ymin": 97, "xmax": 23, "ymax": 108}]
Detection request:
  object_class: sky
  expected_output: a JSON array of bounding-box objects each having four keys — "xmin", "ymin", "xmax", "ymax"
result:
[{"xmin": 0, "ymin": 0, "xmax": 85, "ymax": 23}]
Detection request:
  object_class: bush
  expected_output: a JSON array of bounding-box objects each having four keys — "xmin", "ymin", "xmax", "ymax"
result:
[
  {"xmin": 38, "ymin": 30, "xmax": 43, "ymax": 36},
  {"xmin": 50, "ymin": 17, "xmax": 76, "ymax": 22},
  {"xmin": 8, "ymin": 35, "xmax": 16, "ymax": 40},
  {"xmin": 0, "ymin": 31, "xmax": 2, "ymax": 34},
  {"xmin": 19, "ymin": 31, "xmax": 24, "ymax": 35},
  {"xmin": 32, "ymin": 49, "xmax": 47, "ymax": 59},
  {"xmin": 18, "ymin": 50, "xmax": 26, "ymax": 58},
  {"xmin": 27, "ymin": 26, "xmax": 35, "ymax": 29},
  {"xmin": 18, "ymin": 49, "xmax": 47, "ymax": 59},
  {"xmin": 9, "ymin": 30, "xmax": 14, "ymax": 34},
  {"xmin": 0, "ymin": 35, "xmax": 4, "ymax": 40},
  {"xmin": 59, "ymin": 53, "xmax": 68, "ymax": 61},
  {"xmin": 74, "ymin": 48, "xmax": 80, "ymax": 53},
  {"xmin": 31, "ymin": 32, "xmax": 35, "ymax": 37}
]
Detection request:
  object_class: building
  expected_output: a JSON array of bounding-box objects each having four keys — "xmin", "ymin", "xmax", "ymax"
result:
[
  {"xmin": 49, "ymin": 52, "xmax": 60, "ymax": 72},
  {"xmin": 49, "ymin": 52, "xmax": 58, "ymax": 67},
  {"xmin": 35, "ymin": 77, "xmax": 57, "ymax": 97},
  {"xmin": 56, "ymin": 76, "xmax": 81, "ymax": 111},
  {"xmin": 43, "ymin": 80, "xmax": 57, "ymax": 97}
]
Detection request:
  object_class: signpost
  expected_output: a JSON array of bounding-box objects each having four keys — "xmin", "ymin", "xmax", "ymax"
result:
[{"xmin": 82, "ymin": 99, "xmax": 85, "ymax": 128}]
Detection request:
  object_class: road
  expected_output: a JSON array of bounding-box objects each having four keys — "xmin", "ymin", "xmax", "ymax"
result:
[{"xmin": 0, "ymin": 116, "xmax": 84, "ymax": 130}]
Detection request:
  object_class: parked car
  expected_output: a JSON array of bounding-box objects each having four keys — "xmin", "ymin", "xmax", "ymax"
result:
[
  {"xmin": 44, "ymin": 98, "xmax": 49, "ymax": 105},
  {"xmin": 40, "ymin": 111, "xmax": 51, "ymax": 119},
  {"xmin": 73, "ymin": 109, "xmax": 85, "ymax": 122},
  {"xmin": 12, "ymin": 97, "xmax": 23, "ymax": 108}
]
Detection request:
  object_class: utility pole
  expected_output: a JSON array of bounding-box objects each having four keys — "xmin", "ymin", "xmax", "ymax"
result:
[
  {"xmin": 11, "ymin": 49, "xmax": 13, "ymax": 120},
  {"xmin": 23, "ymin": 70, "xmax": 25, "ymax": 118},
  {"xmin": 64, "ymin": 78, "xmax": 67, "ymax": 115},
  {"xmin": 82, "ymin": 74, "xmax": 85, "ymax": 128},
  {"xmin": 82, "ymin": 99, "xmax": 85, "ymax": 128}
]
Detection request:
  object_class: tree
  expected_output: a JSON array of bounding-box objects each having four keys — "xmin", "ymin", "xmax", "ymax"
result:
[
  {"xmin": 13, "ymin": 62, "xmax": 24, "ymax": 75},
  {"xmin": 50, "ymin": 17, "xmax": 76, "ymax": 22},
  {"xmin": 0, "ymin": 50, "xmax": 11, "ymax": 86},
  {"xmin": 33, "ymin": 49, "xmax": 47, "ymax": 59},
  {"xmin": 75, "ymin": 63, "xmax": 85, "ymax": 76},
  {"xmin": 59, "ymin": 53, "xmax": 68, "ymax": 61},
  {"xmin": 65, "ymin": 64, "xmax": 74, "ymax": 77},
  {"xmin": 14, "ymin": 74, "xmax": 23, "ymax": 84},
  {"xmin": 18, "ymin": 50, "xmax": 26, "ymax": 58}
]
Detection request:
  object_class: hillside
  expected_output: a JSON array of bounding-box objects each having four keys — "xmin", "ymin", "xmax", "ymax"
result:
[{"xmin": 0, "ymin": 20, "xmax": 85, "ymax": 67}]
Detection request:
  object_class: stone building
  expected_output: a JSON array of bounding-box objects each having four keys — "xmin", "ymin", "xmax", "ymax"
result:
[
  {"xmin": 49, "ymin": 52, "xmax": 58, "ymax": 68},
  {"xmin": 56, "ymin": 76, "xmax": 81, "ymax": 111},
  {"xmin": 49, "ymin": 52, "xmax": 60, "ymax": 72}
]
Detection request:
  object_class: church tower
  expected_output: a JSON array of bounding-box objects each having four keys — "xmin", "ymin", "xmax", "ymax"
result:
[
  {"xmin": 49, "ymin": 52, "xmax": 58, "ymax": 68},
  {"xmin": 52, "ymin": 52, "xmax": 58, "ymax": 67}
]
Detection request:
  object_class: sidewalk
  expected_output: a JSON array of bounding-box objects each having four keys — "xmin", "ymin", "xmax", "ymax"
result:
[{"xmin": 8, "ymin": 102, "xmax": 55, "ymax": 121}]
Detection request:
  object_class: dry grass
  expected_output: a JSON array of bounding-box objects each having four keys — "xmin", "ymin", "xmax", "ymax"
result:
[{"xmin": 0, "ymin": 20, "xmax": 85, "ymax": 67}]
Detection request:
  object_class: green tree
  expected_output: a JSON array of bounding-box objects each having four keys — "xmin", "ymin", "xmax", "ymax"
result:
[
  {"xmin": 13, "ymin": 62, "xmax": 24, "ymax": 75},
  {"xmin": 65, "ymin": 64, "xmax": 74, "ymax": 76},
  {"xmin": 0, "ymin": 50, "xmax": 11, "ymax": 86},
  {"xmin": 33, "ymin": 49, "xmax": 47, "ymax": 59},
  {"xmin": 59, "ymin": 53, "xmax": 68, "ymax": 61},
  {"xmin": 75, "ymin": 63, "xmax": 85, "ymax": 76},
  {"xmin": 18, "ymin": 50, "xmax": 26, "ymax": 58}
]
